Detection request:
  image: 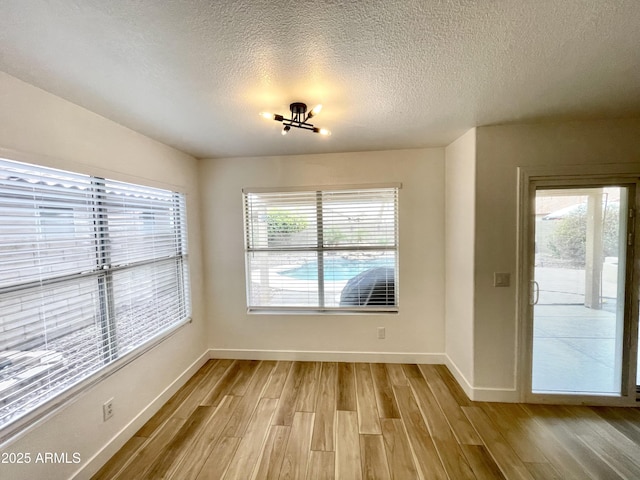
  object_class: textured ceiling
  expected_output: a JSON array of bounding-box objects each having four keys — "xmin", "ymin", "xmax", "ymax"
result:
[{"xmin": 1, "ymin": 1, "xmax": 639, "ymax": 159}]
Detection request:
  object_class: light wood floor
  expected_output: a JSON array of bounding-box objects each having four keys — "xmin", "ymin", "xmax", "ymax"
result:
[{"xmin": 93, "ymin": 360, "xmax": 640, "ymax": 479}]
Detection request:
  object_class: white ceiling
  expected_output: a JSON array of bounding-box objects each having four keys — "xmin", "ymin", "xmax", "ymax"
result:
[{"xmin": 1, "ymin": 1, "xmax": 639, "ymax": 159}]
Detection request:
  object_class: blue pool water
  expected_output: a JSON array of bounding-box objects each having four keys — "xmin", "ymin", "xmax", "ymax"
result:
[{"xmin": 281, "ymin": 257, "xmax": 394, "ymax": 281}]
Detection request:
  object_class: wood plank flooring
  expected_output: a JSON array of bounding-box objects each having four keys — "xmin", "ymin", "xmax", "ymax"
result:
[{"xmin": 92, "ymin": 360, "xmax": 640, "ymax": 480}]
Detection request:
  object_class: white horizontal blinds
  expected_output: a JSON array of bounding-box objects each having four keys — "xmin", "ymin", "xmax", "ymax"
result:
[
  {"xmin": 244, "ymin": 186, "xmax": 398, "ymax": 310},
  {"xmin": 0, "ymin": 160, "xmax": 97, "ymax": 290},
  {"xmin": 321, "ymin": 189, "xmax": 397, "ymax": 248},
  {"xmin": 112, "ymin": 260, "xmax": 190, "ymax": 355},
  {"xmin": 104, "ymin": 179, "xmax": 185, "ymax": 265},
  {"xmin": 0, "ymin": 281, "xmax": 103, "ymax": 429},
  {"xmin": 245, "ymin": 191, "xmax": 318, "ymax": 249},
  {"xmin": 104, "ymin": 180, "xmax": 190, "ymax": 356},
  {"xmin": 0, "ymin": 159, "xmax": 105, "ymax": 429},
  {"xmin": 0, "ymin": 157, "xmax": 190, "ymax": 433}
]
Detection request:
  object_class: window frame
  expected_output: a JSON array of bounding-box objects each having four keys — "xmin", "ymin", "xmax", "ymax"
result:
[
  {"xmin": 243, "ymin": 183, "xmax": 400, "ymax": 314},
  {"xmin": 0, "ymin": 157, "xmax": 191, "ymax": 445}
]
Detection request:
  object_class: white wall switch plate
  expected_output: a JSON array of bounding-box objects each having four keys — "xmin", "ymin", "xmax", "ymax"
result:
[{"xmin": 493, "ymin": 272, "xmax": 511, "ymax": 287}]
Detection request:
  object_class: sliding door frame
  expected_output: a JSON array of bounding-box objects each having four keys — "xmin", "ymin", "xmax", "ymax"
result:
[{"xmin": 517, "ymin": 164, "xmax": 640, "ymax": 405}]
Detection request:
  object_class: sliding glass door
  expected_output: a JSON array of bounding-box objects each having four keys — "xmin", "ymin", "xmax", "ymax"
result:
[{"xmin": 530, "ymin": 183, "xmax": 637, "ymax": 399}]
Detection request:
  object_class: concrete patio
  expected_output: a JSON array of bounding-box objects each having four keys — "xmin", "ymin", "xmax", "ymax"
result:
[{"xmin": 532, "ymin": 265, "xmax": 626, "ymax": 395}]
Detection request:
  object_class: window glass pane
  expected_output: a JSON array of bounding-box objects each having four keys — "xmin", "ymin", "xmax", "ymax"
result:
[
  {"xmin": 323, "ymin": 251, "xmax": 396, "ymax": 307},
  {"xmin": 246, "ymin": 251, "xmax": 319, "ymax": 307},
  {"xmin": 533, "ymin": 187, "xmax": 627, "ymax": 395}
]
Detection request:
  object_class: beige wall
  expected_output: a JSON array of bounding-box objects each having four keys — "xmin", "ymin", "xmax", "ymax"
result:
[
  {"xmin": 0, "ymin": 72, "xmax": 206, "ymax": 479},
  {"xmin": 473, "ymin": 119, "xmax": 640, "ymax": 395},
  {"xmin": 444, "ymin": 128, "xmax": 476, "ymax": 387},
  {"xmin": 200, "ymin": 148, "xmax": 447, "ymax": 361}
]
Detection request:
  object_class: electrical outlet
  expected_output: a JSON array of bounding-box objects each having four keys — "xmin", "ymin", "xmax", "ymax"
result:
[
  {"xmin": 377, "ymin": 327, "xmax": 386, "ymax": 339},
  {"xmin": 103, "ymin": 398, "xmax": 114, "ymax": 421}
]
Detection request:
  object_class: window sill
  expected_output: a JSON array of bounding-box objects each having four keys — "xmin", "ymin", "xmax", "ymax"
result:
[{"xmin": 247, "ymin": 308, "xmax": 399, "ymax": 315}]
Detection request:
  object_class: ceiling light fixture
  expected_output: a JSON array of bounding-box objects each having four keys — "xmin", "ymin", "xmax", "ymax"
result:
[{"xmin": 260, "ymin": 102, "xmax": 331, "ymax": 136}]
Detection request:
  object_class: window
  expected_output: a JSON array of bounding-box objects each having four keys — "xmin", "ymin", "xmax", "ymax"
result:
[
  {"xmin": 0, "ymin": 158, "xmax": 190, "ymax": 437},
  {"xmin": 243, "ymin": 185, "xmax": 399, "ymax": 312}
]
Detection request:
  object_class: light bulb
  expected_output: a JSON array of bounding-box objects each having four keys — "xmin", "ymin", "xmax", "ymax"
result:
[
  {"xmin": 281, "ymin": 125, "xmax": 291, "ymax": 135},
  {"xmin": 318, "ymin": 128, "xmax": 331, "ymax": 136},
  {"xmin": 309, "ymin": 104, "xmax": 323, "ymax": 117},
  {"xmin": 259, "ymin": 112, "xmax": 274, "ymax": 120}
]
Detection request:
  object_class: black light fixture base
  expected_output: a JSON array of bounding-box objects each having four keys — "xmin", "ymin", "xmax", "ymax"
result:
[{"xmin": 290, "ymin": 102, "xmax": 307, "ymax": 115}]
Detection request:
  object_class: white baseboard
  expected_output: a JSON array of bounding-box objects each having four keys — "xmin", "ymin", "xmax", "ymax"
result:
[
  {"xmin": 208, "ymin": 348, "xmax": 447, "ymax": 365},
  {"xmin": 75, "ymin": 349, "xmax": 210, "ymax": 479},
  {"xmin": 468, "ymin": 387, "xmax": 520, "ymax": 403},
  {"xmin": 443, "ymin": 354, "xmax": 520, "ymax": 403},
  {"xmin": 210, "ymin": 349, "xmax": 521, "ymax": 401},
  {"xmin": 442, "ymin": 355, "xmax": 475, "ymax": 399}
]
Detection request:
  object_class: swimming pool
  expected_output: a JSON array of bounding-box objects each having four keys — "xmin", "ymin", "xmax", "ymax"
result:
[{"xmin": 280, "ymin": 256, "xmax": 395, "ymax": 281}]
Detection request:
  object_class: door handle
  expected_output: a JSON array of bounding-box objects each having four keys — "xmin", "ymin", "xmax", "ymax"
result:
[{"xmin": 530, "ymin": 280, "xmax": 540, "ymax": 305}]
